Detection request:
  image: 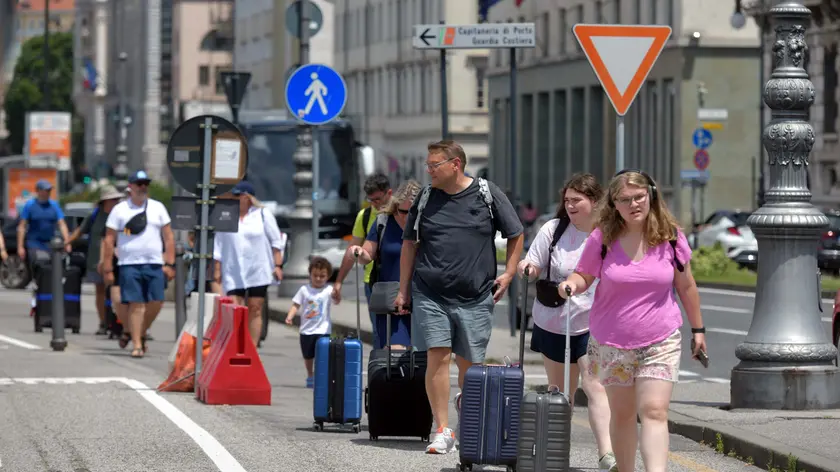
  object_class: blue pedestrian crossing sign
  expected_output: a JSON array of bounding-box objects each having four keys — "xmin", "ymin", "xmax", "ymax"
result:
[
  {"xmin": 285, "ymin": 64, "xmax": 347, "ymax": 125},
  {"xmin": 692, "ymin": 128, "xmax": 713, "ymax": 150}
]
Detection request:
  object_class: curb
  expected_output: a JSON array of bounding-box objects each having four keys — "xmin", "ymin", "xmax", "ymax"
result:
[
  {"xmin": 697, "ymin": 281, "xmax": 836, "ymax": 300},
  {"xmin": 667, "ymin": 411, "xmax": 836, "ymax": 472}
]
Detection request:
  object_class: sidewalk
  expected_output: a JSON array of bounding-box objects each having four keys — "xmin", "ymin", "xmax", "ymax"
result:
[{"xmin": 268, "ymin": 294, "xmax": 840, "ymax": 472}]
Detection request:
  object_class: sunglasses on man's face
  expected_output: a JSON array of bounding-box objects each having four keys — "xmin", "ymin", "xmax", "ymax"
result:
[{"xmin": 397, "ymin": 208, "xmax": 410, "ymax": 215}]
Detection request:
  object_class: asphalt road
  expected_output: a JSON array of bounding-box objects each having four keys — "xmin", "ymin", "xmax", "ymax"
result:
[{"xmin": 0, "ymin": 285, "xmax": 762, "ymax": 472}]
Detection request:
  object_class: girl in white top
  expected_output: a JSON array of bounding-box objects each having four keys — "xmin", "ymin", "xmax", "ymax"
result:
[
  {"xmin": 517, "ymin": 173, "xmax": 617, "ymax": 472},
  {"xmin": 213, "ymin": 181, "xmax": 287, "ymax": 346}
]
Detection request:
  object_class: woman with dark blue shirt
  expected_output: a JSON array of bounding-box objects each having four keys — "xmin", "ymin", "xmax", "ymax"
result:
[{"xmin": 334, "ymin": 180, "xmax": 422, "ymax": 349}]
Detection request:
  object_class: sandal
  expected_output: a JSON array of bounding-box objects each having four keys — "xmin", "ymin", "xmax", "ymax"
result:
[
  {"xmin": 130, "ymin": 348, "xmax": 144, "ymax": 358},
  {"xmin": 118, "ymin": 333, "xmax": 131, "ymax": 349},
  {"xmin": 141, "ymin": 336, "xmax": 148, "ymax": 354}
]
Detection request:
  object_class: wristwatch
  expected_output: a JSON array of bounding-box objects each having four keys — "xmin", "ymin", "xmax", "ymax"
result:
[
  {"xmin": 691, "ymin": 327, "xmax": 706, "ymax": 334},
  {"xmin": 165, "ymin": 263, "xmax": 175, "ymax": 268}
]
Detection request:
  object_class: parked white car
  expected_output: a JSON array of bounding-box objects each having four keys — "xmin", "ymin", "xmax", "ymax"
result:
[{"xmin": 688, "ymin": 210, "xmax": 757, "ymax": 269}]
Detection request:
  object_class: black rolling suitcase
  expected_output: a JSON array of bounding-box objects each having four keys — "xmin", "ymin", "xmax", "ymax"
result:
[
  {"xmin": 365, "ymin": 313, "xmax": 433, "ymax": 441},
  {"xmin": 34, "ymin": 260, "xmax": 82, "ymax": 334},
  {"xmin": 516, "ymin": 285, "xmax": 573, "ymax": 472}
]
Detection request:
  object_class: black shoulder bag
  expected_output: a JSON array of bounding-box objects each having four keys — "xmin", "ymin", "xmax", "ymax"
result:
[
  {"xmin": 123, "ymin": 200, "xmax": 148, "ymax": 235},
  {"xmin": 534, "ymin": 218, "xmax": 570, "ymax": 308}
]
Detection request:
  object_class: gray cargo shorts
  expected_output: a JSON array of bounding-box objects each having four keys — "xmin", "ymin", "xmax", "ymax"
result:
[{"xmin": 411, "ymin": 288, "xmax": 494, "ymax": 363}]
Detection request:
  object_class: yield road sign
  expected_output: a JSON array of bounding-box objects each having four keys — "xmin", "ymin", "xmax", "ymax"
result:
[
  {"xmin": 693, "ymin": 149, "xmax": 710, "ymax": 171},
  {"xmin": 220, "ymin": 71, "xmax": 251, "ymax": 113},
  {"xmin": 692, "ymin": 128, "xmax": 713, "ymax": 149},
  {"xmin": 285, "ymin": 64, "xmax": 347, "ymax": 125},
  {"xmin": 412, "ymin": 23, "xmax": 536, "ymax": 49},
  {"xmin": 573, "ymin": 24, "xmax": 672, "ymax": 116}
]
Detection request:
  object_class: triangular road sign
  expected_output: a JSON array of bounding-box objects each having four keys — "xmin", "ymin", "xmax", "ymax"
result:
[
  {"xmin": 220, "ymin": 71, "xmax": 252, "ymax": 111},
  {"xmin": 573, "ymin": 24, "xmax": 671, "ymax": 116}
]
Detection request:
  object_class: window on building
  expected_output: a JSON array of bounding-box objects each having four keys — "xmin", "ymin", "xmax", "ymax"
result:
[
  {"xmin": 575, "ymin": 6, "xmax": 584, "ymax": 51},
  {"xmin": 553, "ymin": 90, "xmax": 568, "ymax": 187},
  {"xmin": 614, "ymin": 0, "xmax": 621, "ymax": 23},
  {"xmin": 595, "ymin": 1, "xmax": 604, "ymax": 23},
  {"xmin": 824, "ymin": 44, "xmax": 838, "ymax": 134},
  {"xmin": 664, "ymin": 0, "xmax": 674, "ymax": 27},
  {"xmin": 215, "ymin": 67, "xmax": 231, "ymax": 94},
  {"xmin": 476, "ymin": 67, "xmax": 485, "ymax": 108},
  {"xmin": 570, "ymin": 88, "xmax": 585, "ymax": 172},
  {"xmin": 558, "ymin": 9, "xmax": 566, "ymax": 55},
  {"xmin": 634, "ymin": 0, "xmax": 642, "ymax": 23},
  {"xmin": 199, "ymin": 65, "xmax": 210, "ymax": 86},
  {"xmin": 651, "ymin": 0, "xmax": 658, "ymax": 24},
  {"xmin": 540, "ymin": 12, "xmax": 550, "ymax": 56},
  {"xmin": 200, "ymin": 30, "xmax": 233, "ymax": 51}
]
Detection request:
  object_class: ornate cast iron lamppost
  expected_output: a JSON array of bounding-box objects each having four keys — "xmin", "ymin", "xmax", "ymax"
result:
[{"xmin": 730, "ymin": 0, "xmax": 840, "ymax": 410}]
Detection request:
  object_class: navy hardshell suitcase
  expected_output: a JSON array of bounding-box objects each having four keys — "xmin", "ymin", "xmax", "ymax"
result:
[
  {"xmin": 312, "ymin": 252, "xmax": 364, "ymax": 433},
  {"xmin": 458, "ymin": 275, "xmax": 531, "ymax": 471}
]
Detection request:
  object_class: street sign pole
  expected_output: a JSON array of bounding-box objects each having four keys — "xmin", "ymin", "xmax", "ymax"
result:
[
  {"xmin": 284, "ymin": 64, "xmax": 348, "ymax": 296},
  {"xmin": 413, "ymin": 22, "xmax": 536, "ymax": 338},
  {"xmin": 166, "ymin": 114, "xmax": 249, "ymax": 392},
  {"xmin": 573, "ymin": 24, "xmax": 672, "ymax": 174}
]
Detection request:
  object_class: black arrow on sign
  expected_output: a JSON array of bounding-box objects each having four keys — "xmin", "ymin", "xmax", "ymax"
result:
[{"xmin": 420, "ymin": 28, "xmax": 434, "ymax": 46}]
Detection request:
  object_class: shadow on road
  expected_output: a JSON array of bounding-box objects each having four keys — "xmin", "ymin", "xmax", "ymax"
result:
[{"xmin": 349, "ymin": 437, "xmax": 427, "ymax": 451}]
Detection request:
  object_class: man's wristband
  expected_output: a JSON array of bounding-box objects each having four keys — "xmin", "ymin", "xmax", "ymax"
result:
[{"xmin": 691, "ymin": 327, "xmax": 705, "ymax": 334}]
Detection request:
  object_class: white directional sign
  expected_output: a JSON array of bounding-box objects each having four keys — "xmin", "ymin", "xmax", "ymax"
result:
[{"xmin": 413, "ymin": 23, "xmax": 536, "ymax": 49}]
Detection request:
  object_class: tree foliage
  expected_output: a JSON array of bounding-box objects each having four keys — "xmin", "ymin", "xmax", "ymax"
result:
[{"xmin": 3, "ymin": 32, "xmax": 77, "ymax": 156}]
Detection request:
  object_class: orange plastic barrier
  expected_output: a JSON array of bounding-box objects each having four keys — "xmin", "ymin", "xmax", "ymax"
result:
[
  {"xmin": 196, "ymin": 304, "xmax": 271, "ymax": 405},
  {"xmin": 158, "ymin": 296, "xmax": 233, "ymax": 393}
]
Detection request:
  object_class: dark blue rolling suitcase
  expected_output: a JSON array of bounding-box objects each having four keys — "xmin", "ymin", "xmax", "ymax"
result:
[
  {"xmin": 458, "ymin": 275, "xmax": 530, "ymax": 472},
  {"xmin": 312, "ymin": 252, "xmax": 364, "ymax": 433}
]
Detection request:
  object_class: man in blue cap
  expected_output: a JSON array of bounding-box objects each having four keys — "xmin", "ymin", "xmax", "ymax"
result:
[
  {"xmin": 101, "ymin": 170, "xmax": 175, "ymax": 358},
  {"xmin": 17, "ymin": 179, "xmax": 71, "ymax": 268}
]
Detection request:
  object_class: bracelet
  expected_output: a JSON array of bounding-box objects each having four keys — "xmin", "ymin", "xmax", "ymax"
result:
[
  {"xmin": 275, "ymin": 264, "xmax": 283, "ymax": 268},
  {"xmin": 691, "ymin": 327, "xmax": 705, "ymax": 334}
]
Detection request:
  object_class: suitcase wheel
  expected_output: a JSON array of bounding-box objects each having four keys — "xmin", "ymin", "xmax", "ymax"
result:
[
  {"xmin": 313, "ymin": 422, "xmax": 323, "ymax": 432},
  {"xmin": 458, "ymin": 463, "xmax": 472, "ymax": 471},
  {"xmin": 351, "ymin": 424, "xmax": 360, "ymax": 434},
  {"xmin": 72, "ymin": 327, "xmax": 80, "ymax": 334},
  {"xmin": 421, "ymin": 435, "xmax": 429, "ymax": 442},
  {"xmin": 369, "ymin": 434, "xmax": 377, "ymax": 441},
  {"xmin": 35, "ymin": 326, "xmax": 43, "ymax": 333},
  {"xmin": 506, "ymin": 467, "xmax": 516, "ymax": 472}
]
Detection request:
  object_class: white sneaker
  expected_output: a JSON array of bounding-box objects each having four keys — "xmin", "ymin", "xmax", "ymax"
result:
[{"xmin": 425, "ymin": 426, "xmax": 457, "ymax": 454}]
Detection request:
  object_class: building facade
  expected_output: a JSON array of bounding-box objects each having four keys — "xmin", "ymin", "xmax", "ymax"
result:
[
  {"xmin": 172, "ymin": 0, "xmax": 233, "ymax": 122},
  {"xmin": 487, "ymin": 0, "xmax": 762, "ymax": 224},
  {"xmin": 233, "ymin": 0, "xmax": 334, "ymax": 112},
  {"xmin": 333, "ymin": 0, "xmax": 489, "ymax": 183}
]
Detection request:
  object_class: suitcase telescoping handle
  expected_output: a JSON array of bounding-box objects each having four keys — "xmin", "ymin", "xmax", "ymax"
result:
[
  {"xmin": 563, "ymin": 285, "xmax": 572, "ymax": 400},
  {"xmin": 517, "ymin": 267, "xmax": 531, "ymax": 371},
  {"xmin": 384, "ymin": 313, "xmax": 416, "ymax": 381},
  {"xmin": 354, "ymin": 250, "xmax": 362, "ymax": 339}
]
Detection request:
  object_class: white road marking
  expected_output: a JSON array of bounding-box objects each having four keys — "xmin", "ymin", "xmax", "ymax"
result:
[
  {"xmin": 698, "ymin": 287, "xmax": 833, "ymax": 305},
  {"xmin": 701, "ymin": 304, "xmax": 833, "ymax": 323},
  {"xmin": 0, "ymin": 377, "xmax": 248, "ymax": 472},
  {"xmin": 0, "ymin": 334, "xmax": 42, "ymax": 350},
  {"xmin": 706, "ymin": 327, "xmax": 748, "ymax": 336}
]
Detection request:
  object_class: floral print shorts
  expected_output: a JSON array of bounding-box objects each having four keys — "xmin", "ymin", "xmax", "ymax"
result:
[{"xmin": 586, "ymin": 329, "xmax": 682, "ymax": 387}]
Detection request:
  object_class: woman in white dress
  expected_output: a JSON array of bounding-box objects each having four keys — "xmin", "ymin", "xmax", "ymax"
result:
[{"xmin": 213, "ymin": 181, "xmax": 286, "ymax": 345}]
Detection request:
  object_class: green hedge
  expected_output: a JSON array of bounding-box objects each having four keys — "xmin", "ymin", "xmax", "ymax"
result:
[{"xmin": 60, "ymin": 182, "xmax": 173, "ymax": 208}]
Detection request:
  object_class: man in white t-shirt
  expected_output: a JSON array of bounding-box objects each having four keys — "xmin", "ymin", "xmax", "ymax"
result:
[{"xmin": 101, "ymin": 170, "xmax": 175, "ymax": 358}]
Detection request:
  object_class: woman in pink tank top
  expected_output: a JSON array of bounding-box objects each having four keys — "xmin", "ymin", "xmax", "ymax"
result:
[{"xmin": 558, "ymin": 170, "xmax": 707, "ymax": 472}]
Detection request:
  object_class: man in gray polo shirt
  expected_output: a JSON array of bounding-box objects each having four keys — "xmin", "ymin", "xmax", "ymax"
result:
[{"xmin": 396, "ymin": 140, "xmax": 524, "ymax": 455}]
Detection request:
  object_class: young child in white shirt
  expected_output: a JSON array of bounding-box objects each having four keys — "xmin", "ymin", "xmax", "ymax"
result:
[{"xmin": 285, "ymin": 256, "xmax": 334, "ymax": 388}]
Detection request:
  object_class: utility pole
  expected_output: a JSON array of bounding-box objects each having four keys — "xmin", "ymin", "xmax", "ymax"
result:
[
  {"xmin": 114, "ymin": 52, "xmax": 129, "ymax": 188},
  {"xmin": 42, "ymin": 0, "xmax": 50, "ymax": 110},
  {"xmin": 282, "ymin": 0, "xmax": 317, "ymax": 297},
  {"xmin": 729, "ymin": 0, "xmax": 840, "ymax": 410}
]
